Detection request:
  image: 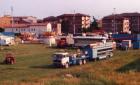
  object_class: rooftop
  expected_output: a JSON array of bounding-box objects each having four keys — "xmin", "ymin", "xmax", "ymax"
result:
[
  {"xmin": 57, "ymin": 13, "xmax": 90, "ymax": 17},
  {"xmin": 3, "ymin": 23, "xmax": 49, "ymax": 28},
  {"xmin": 103, "ymin": 12, "xmax": 140, "ymax": 20}
]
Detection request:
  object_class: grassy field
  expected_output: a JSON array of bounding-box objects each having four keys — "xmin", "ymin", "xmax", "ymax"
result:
[{"xmin": 0, "ymin": 44, "xmax": 139, "ymax": 85}]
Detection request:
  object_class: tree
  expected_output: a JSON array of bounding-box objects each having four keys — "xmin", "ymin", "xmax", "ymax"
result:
[
  {"xmin": 0, "ymin": 27, "xmax": 4, "ymax": 32},
  {"xmin": 89, "ymin": 16, "xmax": 99, "ymax": 32},
  {"xmin": 82, "ymin": 27, "xmax": 88, "ymax": 33}
]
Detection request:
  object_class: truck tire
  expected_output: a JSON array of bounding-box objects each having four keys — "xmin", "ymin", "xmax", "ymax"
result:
[
  {"xmin": 106, "ymin": 55, "xmax": 110, "ymax": 59},
  {"xmin": 96, "ymin": 57, "xmax": 100, "ymax": 61},
  {"xmin": 82, "ymin": 59, "xmax": 86, "ymax": 64},
  {"xmin": 107, "ymin": 52, "xmax": 113, "ymax": 58},
  {"xmin": 78, "ymin": 60, "xmax": 82, "ymax": 65},
  {"xmin": 64, "ymin": 63, "xmax": 69, "ymax": 68},
  {"xmin": 110, "ymin": 53, "xmax": 113, "ymax": 57}
]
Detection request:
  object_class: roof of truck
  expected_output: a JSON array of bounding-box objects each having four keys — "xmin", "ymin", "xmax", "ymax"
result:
[
  {"xmin": 73, "ymin": 36, "xmax": 107, "ymax": 40},
  {"xmin": 54, "ymin": 52, "xmax": 69, "ymax": 55}
]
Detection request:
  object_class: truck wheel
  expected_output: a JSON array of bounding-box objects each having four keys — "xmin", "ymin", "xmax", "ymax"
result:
[
  {"xmin": 83, "ymin": 60, "xmax": 86, "ymax": 64},
  {"xmin": 79, "ymin": 60, "xmax": 82, "ymax": 65},
  {"xmin": 96, "ymin": 57, "xmax": 100, "ymax": 61},
  {"xmin": 64, "ymin": 63, "xmax": 69, "ymax": 68},
  {"xmin": 106, "ymin": 55, "xmax": 110, "ymax": 59},
  {"xmin": 110, "ymin": 53, "xmax": 113, "ymax": 57},
  {"xmin": 106, "ymin": 53, "xmax": 113, "ymax": 58}
]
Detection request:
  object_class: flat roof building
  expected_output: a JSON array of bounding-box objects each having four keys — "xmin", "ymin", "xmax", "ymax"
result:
[{"xmin": 102, "ymin": 12, "xmax": 140, "ymax": 34}]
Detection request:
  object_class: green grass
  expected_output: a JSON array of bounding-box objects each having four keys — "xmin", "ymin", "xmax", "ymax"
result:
[{"xmin": 0, "ymin": 44, "xmax": 139, "ymax": 85}]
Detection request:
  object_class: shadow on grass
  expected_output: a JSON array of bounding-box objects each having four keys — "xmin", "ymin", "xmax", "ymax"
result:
[
  {"xmin": 116, "ymin": 58, "xmax": 140, "ymax": 72},
  {"xmin": 0, "ymin": 61, "xmax": 8, "ymax": 65},
  {"xmin": 47, "ymin": 46, "xmax": 77, "ymax": 50},
  {"xmin": 0, "ymin": 62, "xmax": 5, "ymax": 65},
  {"xmin": 30, "ymin": 64, "xmax": 59, "ymax": 69}
]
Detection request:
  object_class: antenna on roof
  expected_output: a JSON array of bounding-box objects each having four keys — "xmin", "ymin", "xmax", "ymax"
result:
[
  {"xmin": 113, "ymin": 8, "xmax": 116, "ymax": 34},
  {"xmin": 11, "ymin": 6, "xmax": 14, "ymax": 29}
]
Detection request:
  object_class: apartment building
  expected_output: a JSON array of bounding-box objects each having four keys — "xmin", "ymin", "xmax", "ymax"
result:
[
  {"xmin": 102, "ymin": 12, "xmax": 140, "ymax": 34},
  {"xmin": 57, "ymin": 13, "xmax": 90, "ymax": 34}
]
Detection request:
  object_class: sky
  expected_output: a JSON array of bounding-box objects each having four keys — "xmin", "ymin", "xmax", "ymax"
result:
[{"xmin": 0, "ymin": 0, "xmax": 140, "ymax": 19}]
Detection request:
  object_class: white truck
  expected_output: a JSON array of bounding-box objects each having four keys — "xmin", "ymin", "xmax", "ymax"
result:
[{"xmin": 52, "ymin": 52, "xmax": 87, "ymax": 68}]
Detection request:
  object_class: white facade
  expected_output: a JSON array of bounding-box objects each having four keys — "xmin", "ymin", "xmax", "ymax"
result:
[
  {"xmin": 5, "ymin": 27, "xmax": 29, "ymax": 33},
  {"xmin": 26, "ymin": 16, "xmax": 37, "ymax": 23},
  {"xmin": 43, "ymin": 36, "xmax": 56, "ymax": 47},
  {"xmin": 46, "ymin": 23, "xmax": 52, "ymax": 32},
  {"xmin": 29, "ymin": 25, "xmax": 47, "ymax": 35},
  {"xmin": 0, "ymin": 35, "xmax": 15, "ymax": 45},
  {"xmin": 56, "ymin": 23, "xmax": 61, "ymax": 35},
  {"xmin": 4, "ymin": 23, "xmax": 52, "ymax": 35},
  {"xmin": 123, "ymin": 18, "xmax": 131, "ymax": 33},
  {"xmin": 82, "ymin": 16, "xmax": 90, "ymax": 28}
]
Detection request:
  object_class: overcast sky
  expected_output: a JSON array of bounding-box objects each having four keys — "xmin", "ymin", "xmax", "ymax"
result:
[{"xmin": 0, "ymin": 0, "xmax": 140, "ymax": 19}]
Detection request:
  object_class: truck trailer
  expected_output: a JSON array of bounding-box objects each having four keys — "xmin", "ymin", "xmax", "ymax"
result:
[
  {"xmin": 83, "ymin": 42, "xmax": 113, "ymax": 60},
  {"xmin": 52, "ymin": 42, "xmax": 114, "ymax": 68}
]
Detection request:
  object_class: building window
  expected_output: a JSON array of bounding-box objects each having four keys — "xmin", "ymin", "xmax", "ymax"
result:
[{"xmin": 31, "ymin": 28, "xmax": 34, "ymax": 31}]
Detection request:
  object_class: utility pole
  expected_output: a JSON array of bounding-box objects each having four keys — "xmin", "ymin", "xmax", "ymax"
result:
[
  {"xmin": 11, "ymin": 6, "xmax": 14, "ymax": 29},
  {"xmin": 138, "ymin": 16, "xmax": 139, "ymax": 33},
  {"xmin": 73, "ymin": 10, "xmax": 76, "ymax": 34},
  {"xmin": 113, "ymin": 8, "xmax": 116, "ymax": 34}
]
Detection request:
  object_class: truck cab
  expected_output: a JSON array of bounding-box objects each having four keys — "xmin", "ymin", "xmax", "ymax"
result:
[
  {"xmin": 52, "ymin": 52, "xmax": 87, "ymax": 68},
  {"xmin": 53, "ymin": 52, "xmax": 69, "ymax": 68}
]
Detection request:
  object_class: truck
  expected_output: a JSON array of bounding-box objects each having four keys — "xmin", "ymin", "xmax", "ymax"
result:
[
  {"xmin": 56, "ymin": 34, "xmax": 74, "ymax": 48},
  {"xmin": 52, "ymin": 52, "xmax": 87, "ymax": 68},
  {"xmin": 52, "ymin": 42, "xmax": 114, "ymax": 68},
  {"xmin": 57, "ymin": 38, "xmax": 67, "ymax": 48}
]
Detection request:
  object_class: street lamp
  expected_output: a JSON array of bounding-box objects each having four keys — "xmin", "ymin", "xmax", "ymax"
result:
[{"xmin": 113, "ymin": 8, "xmax": 116, "ymax": 34}]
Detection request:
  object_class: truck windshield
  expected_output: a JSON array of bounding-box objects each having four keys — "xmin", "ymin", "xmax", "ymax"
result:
[{"xmin": 53, "ymin": 54, "xmax": 64, "ymax": 59}]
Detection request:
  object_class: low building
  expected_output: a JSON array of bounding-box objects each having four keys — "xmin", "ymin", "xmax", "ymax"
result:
[
  {"xmin": 0, "ymin": 15, "xmax": 37, "ymax": 28},
  {"xmin": 43, "ymin": 16, "xmax": 61, "ymax": 35},
  {"xmin": 4, "ymin": 22, "xmax": 61, "ymax": 36},
  {"xmin": 4, "ymin": 23, "xmax": 51, "ymax": 35},
  {"xmin": 0, "ymin": 32, "xmax": 15, "ymax": 45},
  {"xmin": 0, "ymin": 15, "xmax": 12, "ymax": 28}
]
